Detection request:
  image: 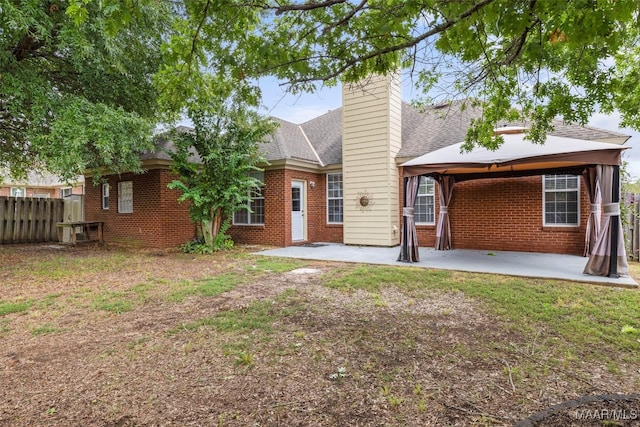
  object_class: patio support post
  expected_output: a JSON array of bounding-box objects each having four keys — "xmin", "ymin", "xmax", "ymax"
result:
[
  {"xmin": 584, "ymin": 165, "xmax": 629, "ymax": 277},
  {"xmin": 400, "ymin": 177, "xmax": 409, "ymax": 262},
  {"xmin": 435, "ymin": 175, "xmax": 455, "ymax": 250},
  {"xmin": 609, "ymin": 165, "xmax": 620, "ymax": 277},
  {"xmin": 582, "ymin": 166, "xmax": 601, "ymax": 257},
  {"xmin": 397, "ymin": 176, "xmax": 421, "ymax": 262}
]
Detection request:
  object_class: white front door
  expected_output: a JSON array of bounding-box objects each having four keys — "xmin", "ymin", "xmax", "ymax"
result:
[{"xmin": 291, "ymin": 181, "xmax": 305, "ymax": 241}]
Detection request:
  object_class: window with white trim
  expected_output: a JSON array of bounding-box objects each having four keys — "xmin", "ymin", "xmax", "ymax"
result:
[
  {"xmin": 102, "ymin": 183, "xmax": 110, "ymax": 210},
  {"xmin": 60, "ymin": 187, "xmax": 72, "ymax": 198},
  {"xmin": 327, "ymin": 173, "xmax": 343, "ymax": 224},
  {"xmin": 233, "ymin": 172, "xmax": 265, "ymax": 225},
  {"xmin": 543, "ymin": 174, "xmax": 579, "ymax": 226},
  {"xmin": 10, "ymin": 187, "xmax": 26, "ymax": 198},
  {"xmin": 118, "ymin": 181, "xmax": 133, "ymax": 213},
  {"xmin": 415, "ymin": 176, "xmax": 435, "ymax": 224}
]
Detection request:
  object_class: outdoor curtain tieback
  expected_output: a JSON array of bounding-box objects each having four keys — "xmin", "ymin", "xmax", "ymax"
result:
[
  {"xmin": 403, "ymin": 207, "xmax": 414, "ymax": 217},
  {"xmin": 603, "ymin": 203, "xmax": 620, "ymax": 216},
  {"xmin": 440, "ymin": 206, "xmax": 448, "ymax": 214},
  {"xmin": 590, "ymin": 203, "xmax": 601, "ymax": 213}
]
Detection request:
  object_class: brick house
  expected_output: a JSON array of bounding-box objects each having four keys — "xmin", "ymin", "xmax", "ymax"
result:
[
  {"xmin": 1, "ymin": 171, "xmax": 84, "ymax": 199},
  {"xmin": 84, "ymin": 75, "xmax": 630, "ymax": 253}
]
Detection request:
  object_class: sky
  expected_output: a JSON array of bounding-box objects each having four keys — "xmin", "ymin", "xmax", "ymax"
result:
[{"xmin": 257, "ymin": 76, "xmax": 640, "ymax": 180}]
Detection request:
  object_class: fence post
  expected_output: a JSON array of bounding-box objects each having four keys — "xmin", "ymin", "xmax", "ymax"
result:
[
  {"xmin": 0, "ymin": 197, "xmax": 5, "ymax": 244},
  {"xmin": 631, "ymin": 194, "xmax": 640, "ymax": 261}
]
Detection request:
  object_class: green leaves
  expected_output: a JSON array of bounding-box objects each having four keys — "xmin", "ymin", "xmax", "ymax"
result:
[
  {"xmin": 168, "ymin": 96, "xmax": 277, "ymax": 249},
  {"xmin": 1, "ymin": 0, "xmax": 169, "ymax": 179},
  {"xmin": 159, "ymin": 0, "xmax": 640, "ymax": 149},
  {"xmin": 4, "ymin": 0, "xmax": 640, "ymax": 181}
]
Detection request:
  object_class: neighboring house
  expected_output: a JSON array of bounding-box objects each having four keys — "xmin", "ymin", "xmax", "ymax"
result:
[
  {"xmin": 84, "ymin": 75, "xmax": 630, "ymax": 254},
  {"xmin": 0, "ymin": 171, "xmax": 84, "ymax": 199}
]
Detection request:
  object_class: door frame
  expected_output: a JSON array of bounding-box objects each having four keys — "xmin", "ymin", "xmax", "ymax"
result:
[{"xmin": 291, "ymin": 180, "xmax": 307, "ymax": 242}]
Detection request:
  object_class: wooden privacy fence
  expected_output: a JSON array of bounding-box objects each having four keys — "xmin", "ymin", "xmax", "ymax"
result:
[
  {"xmin": 0, "ymin": 197, "xmax": 63, "ymax": 244},
  {"xmin": 624, "ymin": 193, "xmax": 640, "ymax": 261}
]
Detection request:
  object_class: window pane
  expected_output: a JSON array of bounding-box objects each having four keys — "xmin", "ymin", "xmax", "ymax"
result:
[
  {"xmin": 328, "ymin": 199, "xmax": 343, "ymax": 223},
  {"xmin": 234, "ymin": 179, "xmax": 264, "ymax": 225},
  {"xmin": 250, "ymin": 198, "xmax": 265, "ymax": 224},
  {"xmin": 234, "ymin": 209, "xmax": 249, "ymax": 224},
  {"xmin": 543, "ymin": 175, "xmax": 579, "ymax": 225},
  {"xmin": 327, "ymin": 173, "xmax": 343, "ymax": 223},
  {"xmin": 415, "ymin": 177, "xmax": 435, "ymax": 224},
  {"xmin": 102, "ymin": 184, "xmax": 110, "ymax": 210},
  {"xmin": 118, "ymin": 181, "xmax": 133, "ymax": 213},
  {"xmin": 292, "ymin": 187, "xmax": 301, "ymax": 212}
]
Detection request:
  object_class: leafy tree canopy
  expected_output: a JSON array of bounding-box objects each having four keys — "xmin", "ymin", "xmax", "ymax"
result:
[
  {"xmin": 1, "ymin": 0, "xmax": 170, "ymax": 180},
  {"xmin": 167, "ymin": 96, "xmax": 277, "ymax": 250},
  {"xmin": 5, "ymin": 0, "xmax": 640, "ymax": 180},
  {"xmin": 156, "ymin": 0, "xmax": 640, "ymax": 148}
]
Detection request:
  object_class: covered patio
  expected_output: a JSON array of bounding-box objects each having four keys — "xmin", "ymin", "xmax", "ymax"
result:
[
  {"xmin": 255, "ymin": 243, "xmax": 637, "ymax": 287},
  {"xmin": 399, "ymin": 128, "xmax": 631, "ymax": 280}
]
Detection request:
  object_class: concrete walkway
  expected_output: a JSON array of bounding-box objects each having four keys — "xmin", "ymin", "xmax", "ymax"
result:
[{"xmin": 255, "ymin": 243, "xmax": 638, "ymax": 288}]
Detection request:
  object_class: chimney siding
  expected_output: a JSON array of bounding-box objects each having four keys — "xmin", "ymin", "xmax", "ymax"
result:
[{"xmin": 342, "ymin": 74, "xmax": 402, "ymax": 246}]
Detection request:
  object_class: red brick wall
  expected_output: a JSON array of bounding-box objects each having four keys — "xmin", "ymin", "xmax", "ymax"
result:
[
  {"xmin": 85, "ymin": 169, "xmax": 196, "ymax": 248},
  {"xmin": 228, "ymin": 169, "xmax": 287, "ymax": 246},
  {"xmin": 228, "ymin": 169, "xmax": 343, "ymax": 247},
  {"xmin": 84, "ymin": 166, "xmax": 590, "ymax": 255},
  {"xmin": 401, "ymin": 173, "xmax": 589, "ymax": 255}
]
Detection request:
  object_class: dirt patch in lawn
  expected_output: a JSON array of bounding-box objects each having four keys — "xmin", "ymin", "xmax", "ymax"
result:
[{"xmin": 0, "ymin": 244, "xmax": 639, "ymax": 426}]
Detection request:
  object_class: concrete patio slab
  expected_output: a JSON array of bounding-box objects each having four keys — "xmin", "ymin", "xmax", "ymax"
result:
[{"xmin": 255, "ymin": 243, "xmax": 638, "ymax": 288}]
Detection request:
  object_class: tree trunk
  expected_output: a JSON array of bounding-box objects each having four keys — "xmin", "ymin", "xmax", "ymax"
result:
[
  {"xmin": 201, "ymin": 220, "xmax": 214, "ymax": 246},
  {"xmin": 212, "ymin": 207, "xmax": 222, "ymax": 238}
]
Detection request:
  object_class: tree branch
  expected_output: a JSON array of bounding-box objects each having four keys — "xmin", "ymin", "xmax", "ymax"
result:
[
  {"xmin": 274, "ymin": 0, "xmax": 496, "ymax": 85},
  {"xmin": 187, "ymin": 0, "xmax": 213, "ymax": 76},
  {"xmin": 322, "ymin": 0, "xmax": 368, "ymax": 33},
  {"xmin": 275, "ymin": 0, "xmax": 348, "ymax": 15}
]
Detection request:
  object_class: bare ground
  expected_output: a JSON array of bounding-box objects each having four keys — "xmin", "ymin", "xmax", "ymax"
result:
[{"xmin": 0, "ymin": 244, "xmax": 639, "ymax": 426}]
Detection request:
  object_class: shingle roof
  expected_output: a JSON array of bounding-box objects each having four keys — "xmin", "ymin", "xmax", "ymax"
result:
[
  {"xmin": 260, "ymin": 118, "xmax": 319, "ymax": 164},
  {"xmin": 141, "ymin": 126, "xmax": 194, "ymax": 162},
  {"xmin": 144, "ymin": 103, "xmax": 629, "ymax": 166},
  {"xmin": 283, "ymin": 100, "xmax": 629, "ymax": 164},
  {"xmin": 299, "ymin": 109, "xmax": 343, "ymax": 166},
  {"xmin": 398, "ymin": 100, "xmax": 485, "ymax": 158}
]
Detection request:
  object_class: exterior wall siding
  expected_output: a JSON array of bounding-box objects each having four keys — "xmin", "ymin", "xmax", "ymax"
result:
[
  {"xmin": 342, "ymin": 74, "xmax": 401, "ymax": 246},
  {"xmin": 85, "ymin": 169, "xmax": 196, "ymax": 248}
]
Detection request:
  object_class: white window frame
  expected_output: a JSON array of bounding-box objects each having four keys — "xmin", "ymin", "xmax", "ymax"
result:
[
  {"xmin": 415, "ymin": 176, "xmax": 436, "ymax": 225},
  {"xmin": 60, "ymin": 187, "xmax": 73, "ymax": 198},
  {"xmin": 326, "ymin": 172, "xmax": 343, "ymax": 224},
  {"xmin": 102, "ymin": 183, "xmax": 110, "ymax": 210},
  {"xmin": 118, "ymin": 181, "xmax": 133, "ymax": 214},
  {"xmin": 10, "ymin": 187, "xmax": 26, "ymax": 198},
  {"xmin": 543, "ymin": 174, "xmax": 580, "ymax": 226},
  {"xmin": 233, "ymin": 172, "xmax": 265, "ymax": 226}
]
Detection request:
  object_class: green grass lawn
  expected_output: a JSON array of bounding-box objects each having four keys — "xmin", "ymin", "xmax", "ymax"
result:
[{"xmin": 1, "ymin": 247, "xmax": 639, "ymax": 426}]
